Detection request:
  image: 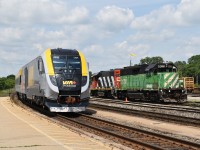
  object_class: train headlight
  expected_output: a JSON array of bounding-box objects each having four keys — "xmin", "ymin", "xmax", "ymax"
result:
[{"xmin": 50, "ymin": 75, "xmax": 57, "ymax": 86}]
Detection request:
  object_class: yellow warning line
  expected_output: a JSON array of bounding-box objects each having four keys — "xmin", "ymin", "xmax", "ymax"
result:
[{"xmin": 0, "ymin": 100, "xmax": 72, "ymax": 150}]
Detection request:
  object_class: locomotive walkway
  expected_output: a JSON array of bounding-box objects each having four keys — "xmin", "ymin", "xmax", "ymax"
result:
[{"xmin": 0, "ymin": 97, "xmax": 113, "ymax": 150}]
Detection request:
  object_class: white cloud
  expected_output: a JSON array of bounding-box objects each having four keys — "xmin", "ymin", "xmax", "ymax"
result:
[
  {"xmin": 185, "ymin": 37, "xmax": 200, "ymax": 46},
  {"xmin": 131, "ymin": 0, "xmax": 200, "ymax": 30},
  {"xmin": 96, "ymin": 5, "xmax": 134, "ymax": 31},
  {"xmin": 178, "ymin": 37, "xmax": 200, "ymax": 58},
  {"xmin": 0, "ymin": 0, "xmax": 89, "ymax": 25},
  {"xmin": 63, "ymin": 6, "xmax": 89, "ymax": 24},
  {"xmin": 0, "ymin": 0, "xmax": 199, "ymax": 76},
  {"xmin": 0, "ymin": 27, "xmax": 22, "ymax": 43},
  {"xmin": 176, "ymin": 0, "xmax": 200, "ymax": 25},
  {"xmin": 114, "ymin": 41, "xmax": 150, "ymax": 58},
  {"xmin": 131, "ymin": 5, "xmax": 175, "ymax": 30},
  {"xmin": 128, "ymin": 29, "xmax": 175, "ymax": 43},
  {"xmin": 83, "ymin": 44, "xmax": 104, "ymax": 55}
]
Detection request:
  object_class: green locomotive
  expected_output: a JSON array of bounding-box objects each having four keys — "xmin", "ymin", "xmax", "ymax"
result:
[{"xmin": 90, "ymin": 63, "xmax": 187, "ymax": 102}]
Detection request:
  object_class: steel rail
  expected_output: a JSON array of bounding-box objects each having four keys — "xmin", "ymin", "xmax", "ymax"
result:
[
  {"xmin": 89, "ymin": 102, "xmax": 200, "ymax": 126},
  {"xmin": 90, "ymin": 97, "xmax": 200, "ymax": 113},
  {"xmin": 10, "ymin": 96, "xmax": 200, "ymax": 150},
  {"xmin": 56, "ymin": 113, "xmax": 200, "ymax": 150}
]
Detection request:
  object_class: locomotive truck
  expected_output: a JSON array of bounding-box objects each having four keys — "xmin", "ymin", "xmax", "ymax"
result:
[
  {"xmin": 90, "ymin": 63, "xmax": 187, "ymax": 102},
  {"xmin": 15, "ymin": 48, "xmax": 90, "ymax": 112}
]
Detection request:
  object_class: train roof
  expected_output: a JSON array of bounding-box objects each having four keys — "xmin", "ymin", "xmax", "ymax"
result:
[
  {"xmin": 145, "ymin": 63, "xmax": 177, "ymax": 72},
  {"xmin": 121, "ymin": 63, "xmax": 177, "ymax": 75},
  {"xmin": 51, "ymin": 48, "xmax": 79, "ymax": 55},
  {"xmin": 92, "ymin": 62, "xmax": 177, "ymax": 77}
]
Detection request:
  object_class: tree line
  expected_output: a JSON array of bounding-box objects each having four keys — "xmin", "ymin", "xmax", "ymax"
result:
[
  {"xmin": 140, "ymin": 55, "xmax": 200, "ymax": 85},
  {"xmin": 0, "ymin": 54, "xmax": 199, "ymax": 91},
  {"xmin": 0, "ymin": 75, "xmax": 15, "ymax": 90}
]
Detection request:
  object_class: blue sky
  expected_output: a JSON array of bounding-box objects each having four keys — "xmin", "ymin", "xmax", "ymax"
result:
[{"xmin": 0, "ymin": 0, "xmax": 200, "ymax": 76}]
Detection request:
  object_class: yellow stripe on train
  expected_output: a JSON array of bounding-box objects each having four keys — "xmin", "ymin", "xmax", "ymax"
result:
[
  {"xmin": 45, "ymin": 48, "xmax": 55, "ymax": 75},
  {"xmin": 78, "ymin": 50, "xmax": 88, "ymax": 76}
]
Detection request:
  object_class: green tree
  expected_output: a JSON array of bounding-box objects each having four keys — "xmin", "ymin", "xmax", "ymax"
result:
[
  {"xmin": 0, "ymin": 77, "xmax": 6, "ymax": 90},
  {"xmin": 5, "ymin": 78, "xmax": 15, "ymax": 89},
  {"xmin": 140, "ymin": 56, "xmax": 164, "ymax": 64},
  {"xmin": 174, "ymin": 61, "xmax": 186, "ymax": 77},
  {"xmin": 0, "ymin": 75, "xmax": 15, "ymax": 90},
  {"xmin": 140, "ymin": 57, "xmax": 151, "ymax": 64},
  {"xmin": 187, "ymin": 55, "xmax": 200, "ymax": 84},
  {"xmin": 7, "ymin": 74, "xmax": 15, "ymax": 80}
]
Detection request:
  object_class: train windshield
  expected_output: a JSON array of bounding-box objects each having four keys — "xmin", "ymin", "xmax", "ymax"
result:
[
  {"xmin": 157, "ymin": 64, "xmax": 177, "ymax": 73},
  {"xmin": 52, "ymin": 55, "xmax": 81, "ymax": 73}
]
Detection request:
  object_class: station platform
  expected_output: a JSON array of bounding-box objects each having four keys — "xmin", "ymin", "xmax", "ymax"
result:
[{"xmin": 0, "ymin": 97, "xmax": 112, "ymax": 150}]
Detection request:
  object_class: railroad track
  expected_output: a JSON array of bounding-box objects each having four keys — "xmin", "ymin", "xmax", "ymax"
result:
[
  {"xmin": 91, "ymin": 97, "xmax": 200, "ymax": 112},
  {"xmin": 57, "ymin": 113, "xmax": 200, "ymax": 150},
  {"xmin": 90, "ymin": 97, "xmax": 200, "ymax": 126},
  {"xmin": 10, "ymin": 96, "xmax": 200, "ymax": 149}
]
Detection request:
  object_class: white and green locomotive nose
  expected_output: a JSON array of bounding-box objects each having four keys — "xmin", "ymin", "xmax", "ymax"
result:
[{"xmin": 160, "ymin": 72, "xmax": 179, "ymax": 88}]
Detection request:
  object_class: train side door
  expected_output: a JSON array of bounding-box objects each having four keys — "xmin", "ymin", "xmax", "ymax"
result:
[
  {"xmin": 24, "ymin": 67, "xmax": 28, "ymax": 95},
  {"xmin": 38, "ymin": 58, "xmax": 45, "ymax": 95}
]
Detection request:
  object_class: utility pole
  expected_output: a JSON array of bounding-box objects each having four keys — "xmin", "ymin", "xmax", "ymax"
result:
[{"xmin": 130, "ymin": 53, "xmax": 136, "ymax": 66}]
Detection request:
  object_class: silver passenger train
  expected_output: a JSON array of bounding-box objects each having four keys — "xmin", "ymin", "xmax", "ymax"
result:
[{"xmin": 15, "ymin": 48, "xmax": 90, "ymax": 112}]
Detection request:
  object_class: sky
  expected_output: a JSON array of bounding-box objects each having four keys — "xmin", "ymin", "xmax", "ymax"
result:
[{"xmin": 0, "ymin": 0, "xmax": 200, "ymax": 77}]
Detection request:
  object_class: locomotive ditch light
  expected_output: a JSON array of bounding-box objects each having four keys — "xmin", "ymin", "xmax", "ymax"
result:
[
  {"xmin": 65, "ymin": 96, "xmax": 76, "ymax": 104},
  {"xmin": 65, "ymin": 96, "xmax": 72, "ymax": 104},
  {"xmin": 71, "ymin": 97, "xmax": 76, "ymax": 103}
]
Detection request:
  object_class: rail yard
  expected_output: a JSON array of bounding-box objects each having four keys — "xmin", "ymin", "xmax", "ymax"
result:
[
  {"xmin": 89, "ymin": 97, "xmax": 200, "ymax": 126},
  {"xmin": 1, "ymin": 0, "xmax": 200, "ymax": 150},
  {"xmin": 0, "ymin": 48, "xmax": 197, "ymax": 149},
  {"xmin": 0, "ymin": 93, "xmax": 199, "ymax": 150}
]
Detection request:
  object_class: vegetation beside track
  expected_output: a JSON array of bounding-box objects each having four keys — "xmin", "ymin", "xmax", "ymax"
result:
[
  {"xmin": 0, "ymin": 74, "xmax": 15, "ymax": 97},
  {"xmin": 0, "ymin": 88, "xmax": 15, "ymax": 97}
]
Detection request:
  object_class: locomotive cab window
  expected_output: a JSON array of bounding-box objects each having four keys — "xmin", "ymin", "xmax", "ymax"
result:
[
  {"xmin": 157, "ymin": 64, "xmax": 177, "ymax": 73},
  {"xmin": 52, "ymin": 55, "xmax": 81, "ymax": 73},
  {"xmin": 173, "ymin": 68, "xmax": 177, "ymax": 72}
]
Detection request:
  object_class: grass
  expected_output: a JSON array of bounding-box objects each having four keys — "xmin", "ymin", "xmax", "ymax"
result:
[
  {"xmin": 0, "ymin": 88, "xmax": 15, "ymax": 97},
  {"xmin": 184, "ymin": 102, "xmax": 200, "ymax": 107}
]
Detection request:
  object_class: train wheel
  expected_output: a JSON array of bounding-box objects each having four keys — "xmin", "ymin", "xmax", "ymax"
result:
[
  {"xmin": 117, "ymin": 93, "xmax": 121, "ymax": 100},
  {"xmin": 177, "ymin": 96, "xmax": 182, "ymax": 103}
]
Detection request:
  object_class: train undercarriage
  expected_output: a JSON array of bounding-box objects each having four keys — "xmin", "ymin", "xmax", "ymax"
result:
[{"xmin": 91, "ymin": 88, "xmax": 187, "ymax": 103}]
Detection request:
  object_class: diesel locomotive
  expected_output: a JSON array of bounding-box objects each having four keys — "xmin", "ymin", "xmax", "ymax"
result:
[
  {"xmin": 90, "ymin": 63, "xmax": 187, "ymax": 102},
  {"xmin": 15, "ymin": 48, "xmax": 90, "ymax": 112}
]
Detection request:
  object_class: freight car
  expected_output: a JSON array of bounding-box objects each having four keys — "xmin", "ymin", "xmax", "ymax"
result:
[
  {"xmin": 90, "ymin": 63, "xmax": 187, "ymax": 102},
  {"xmin": 15, "ymin": 48, "xmax": 90, "ymax": 112},
  {"xmin": 179, "ymin": 77, "xmax": 194, "ymax": 93}
]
